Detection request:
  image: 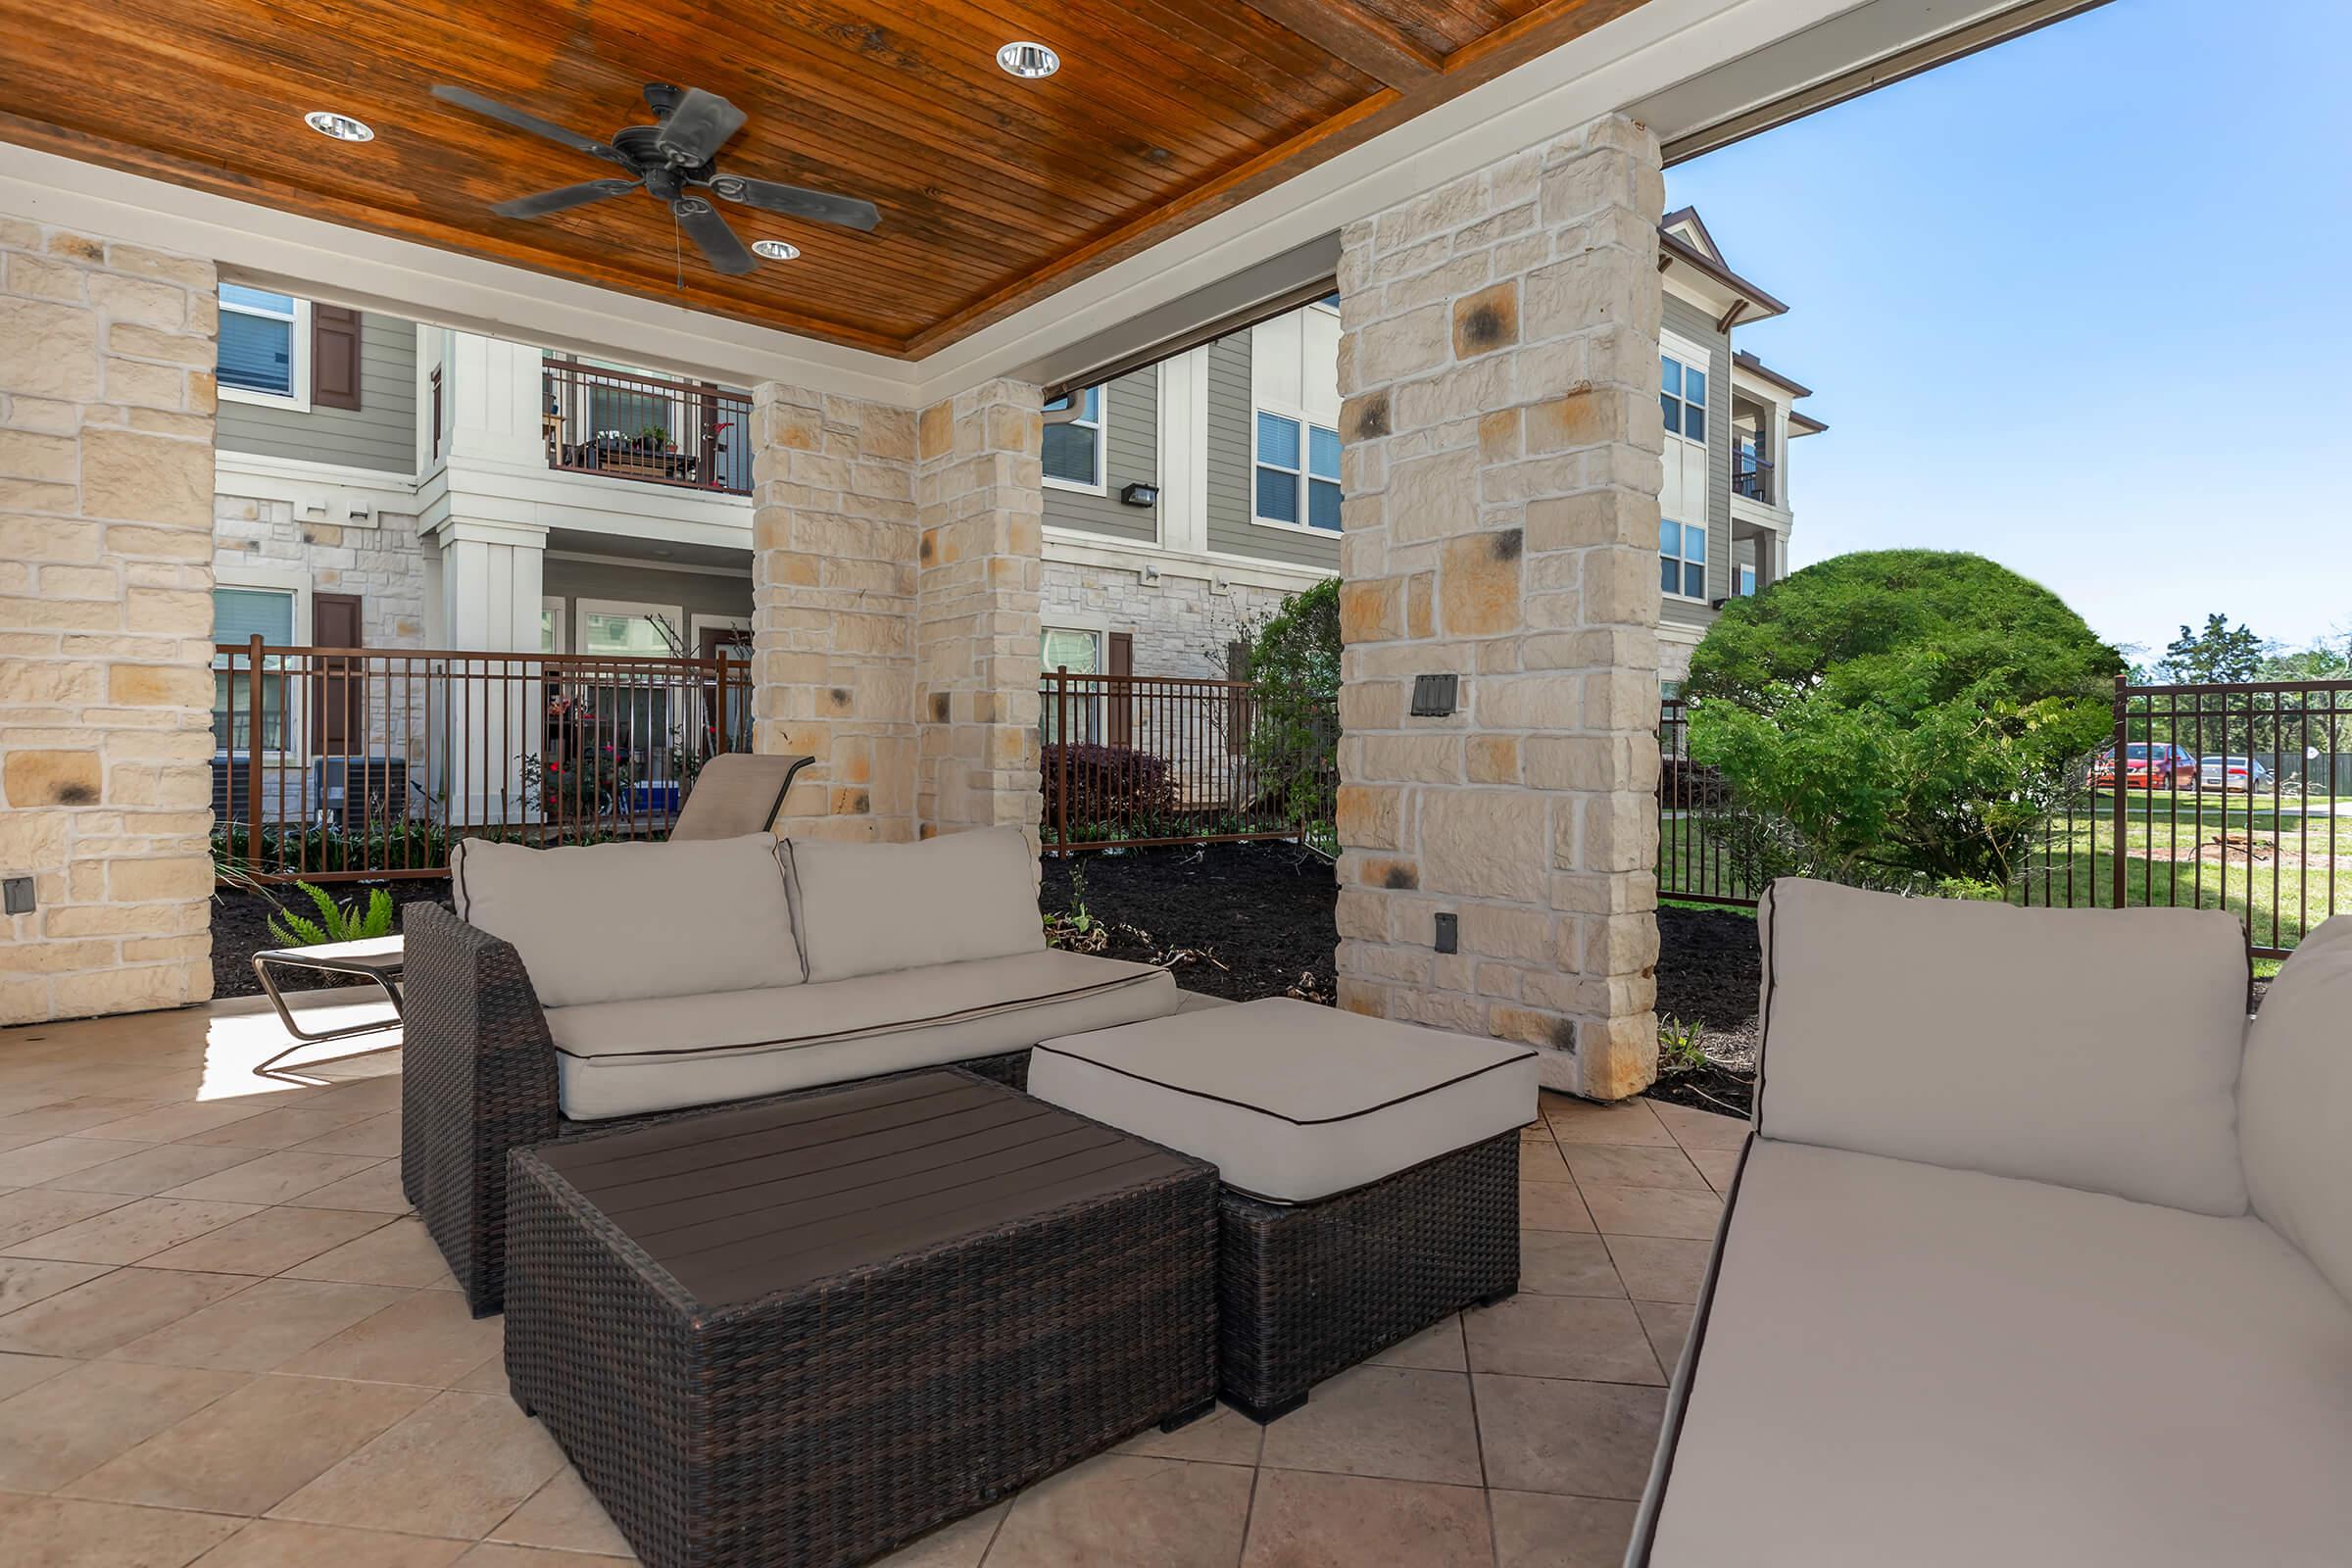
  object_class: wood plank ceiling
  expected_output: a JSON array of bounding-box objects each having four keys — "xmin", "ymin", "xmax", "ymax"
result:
[{"xmin": 0, "ymin": 0, "xmax": 1647, "ymax": 356}]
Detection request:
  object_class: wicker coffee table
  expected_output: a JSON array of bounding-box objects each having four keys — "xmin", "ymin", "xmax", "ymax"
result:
[{"xmin": 504, "ymin": 1067, "xmax": 1219, "ymax": 1568}]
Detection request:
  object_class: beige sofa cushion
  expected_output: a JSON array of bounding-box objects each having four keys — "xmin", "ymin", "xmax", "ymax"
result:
[
  {"xmin": 1027, "ymin": 999, "xmax": 1537, "ymax": 1202},
  {"xmin": 1643, "ymin": 1138, "xmax": 2352, "ymax": 1566},
  {"xmin": 785, "ymin": 827, "xmax": 1043, "ymax": 984},
  {"xmin": 1757, "ymin": 878, "xmax": 2250, "ymax": 1215},
  {"xmin": 2240, "ymin": 914, "xmax": 2352, "ymax": 1303},
  {"xmin": 549, "ymin": 949, "xmax": 1177, "ymax": 1120},
  {"xmin": 452, "ymin": 835, "xmax": 798, "ymax": 1008}
]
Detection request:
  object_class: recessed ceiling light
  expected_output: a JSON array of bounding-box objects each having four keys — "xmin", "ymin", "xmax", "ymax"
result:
[
  {"xmin": 997, "ymin": 41, "xmax": 1060, "ymax": 78},
  {"xmin": 304, "ymin": 111, "xmax": 374, "ymax": 142},
  {"xmin": 751, "ymin": 239, "xmax": 801, "ymax": 262}
]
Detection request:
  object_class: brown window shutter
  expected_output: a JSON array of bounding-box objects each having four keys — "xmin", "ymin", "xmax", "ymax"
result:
[
  {"xmin": 312, "ymin": 305, "xmax": 364, "ymax": 411},
  {"xmin": 311, "ymin": 594, "xmax": 364, "ymax": 757},
  {"xmin": 1106, "ymin": 631, "xmax": 1134, "ymax": 748}
]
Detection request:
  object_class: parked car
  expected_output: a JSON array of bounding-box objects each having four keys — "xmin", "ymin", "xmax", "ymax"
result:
[
  {"xmin": 2090, "ymin": 742, "xmax": 2199, "ymax": 790},
  {"xmin": 2199, "ymin": 755, "xmax": 2273, "ymax": 792}
]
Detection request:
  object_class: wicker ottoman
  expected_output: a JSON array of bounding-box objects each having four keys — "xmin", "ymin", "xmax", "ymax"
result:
[
  {"xmin": 504, "ymin": 1067, "xmax": 1219, "ymax": 1568},
  {"xmin": 1028, "ymin": 999, "xmax": 1539, "ymax": 1421}
]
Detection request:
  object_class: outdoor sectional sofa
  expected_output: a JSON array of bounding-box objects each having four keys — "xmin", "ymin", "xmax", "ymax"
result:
[
  {"xmin": 1630, "ymin": 879, "xmax": 2352, "ymax": 1566},
  {"xmin": 402, "ymin": 826, "xmax": 1183, "ymax": 1315}
]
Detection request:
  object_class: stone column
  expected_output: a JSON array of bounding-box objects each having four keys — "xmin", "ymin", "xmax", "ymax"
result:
[
  {"xmin": 749, "ymin": 386, "xmax": 919, "ymax": 841},
  {"xmin": 915, "ymin": 380, "xmax": 1043, "ymax": 845},
  {"xmin": 0, "ymin": 217, "xmax": 219, "ymax": 1024},
  {"xmin": 1332, "ymin": 113, "xmax": 1665, "ymax": 1099}
]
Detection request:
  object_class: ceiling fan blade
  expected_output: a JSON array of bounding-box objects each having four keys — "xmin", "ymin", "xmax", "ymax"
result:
[
  {"xmin": 432, "ymin": 84, "xmax": 632, "ymax": 169},
  {"xmin": 492, "ymin": 179, "xmax": 641, "ymax": 220},
  {"xmin": 708, "ymin": 175, "xmax": 881, "ymax": 233},
  {"xmin": 656, "ymin": 88, "xmax": 748, "ymax": 166},
  {"xmin": 671, "ymin": 197, "xmax": 756, "ymax": 275}
]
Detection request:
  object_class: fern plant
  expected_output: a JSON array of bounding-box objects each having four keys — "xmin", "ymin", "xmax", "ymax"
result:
[{"xmin": 267, "ymin": 882, "xmax": 396, "ymax": 948}]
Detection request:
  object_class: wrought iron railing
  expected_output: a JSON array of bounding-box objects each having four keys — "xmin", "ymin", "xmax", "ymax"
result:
[
  {"xmin": 1040, "ymin": 670, "xmax": 1337, "ymax": 855},
  {"xmin": 540, "ymin": 358, "xmax": 753, "ymax": 496},
  {"xmin": 213, "ymin": 637, "xmax": 752, "ymax": 882}
]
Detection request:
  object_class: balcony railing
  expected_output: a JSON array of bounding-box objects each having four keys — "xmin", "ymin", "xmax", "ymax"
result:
[
  {"xmin": 542, "ymin": 358, "xmax": 753, "ymax": 496},
  {"xmin": 1734, "ymin": 450, "xmax": 1775, "ymax": 503}
]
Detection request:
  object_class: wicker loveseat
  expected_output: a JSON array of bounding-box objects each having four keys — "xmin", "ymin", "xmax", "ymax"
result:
[
  {"xmin": 402, "ymin": 826, "xmax": 1180, "ymax": 1315},
  {"xmin": 1629, "ymin": 881, "xmax": 2352, "ymax": 1566}
]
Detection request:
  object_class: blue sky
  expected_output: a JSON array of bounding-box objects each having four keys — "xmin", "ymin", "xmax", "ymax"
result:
[{"xmin": 1665, "ymin": 0, "xmax": 2351, "ymax": 666}]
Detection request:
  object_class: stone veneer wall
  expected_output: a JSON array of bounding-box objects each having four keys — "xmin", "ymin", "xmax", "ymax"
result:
[
  {"xmin": 750, "ymin": 382, "xmax": 1049, "ymax": 845},
  {"xmin": 1331, "ymin": 113, "xmax": 1665, "ymax": 1098},
  {"xmin": 213, "ymin": 495, "xmax": 428, "ymax": 653},
  {"xmin": 1041, "ymin": 560, "xmax": 1314, "ymax": 678},
  {"xmin": 915, "ymin": 381, "xmax": 1044, "ymax": 842},
  {"xmin": 749, "ymin": 386, "xmax": 920, "ymax": 840},
  {"xmin": 0, "ymin": 219, "xmax": 219, "ymax": 1024}
]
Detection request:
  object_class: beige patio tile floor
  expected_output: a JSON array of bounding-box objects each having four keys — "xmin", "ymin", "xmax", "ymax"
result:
[{"xmin": 0, "ymin": 994, "xmax": 1738, "ymax": 1567}]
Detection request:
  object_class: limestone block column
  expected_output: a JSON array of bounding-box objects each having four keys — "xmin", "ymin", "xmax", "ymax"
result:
[
  {"xmin": 749, "ymin": 385, "xmax": 919, "ymax": 841},
  {"xmin": 915, "ymin": 380, "xmax": 1043, "ymax": 845},
  {"xmin": 1332, "ymin": 113, "xmax": 1665, "ymax": 1099},
  {"xmin": 0, "ymin": 217, "xmax": 219, "ymax": 1024}
]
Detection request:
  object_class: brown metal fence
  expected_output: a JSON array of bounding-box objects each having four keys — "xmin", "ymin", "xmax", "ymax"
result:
[
  {"xmin": 213, "ymin": 637, "xmax": 752, "ymax": 883},
  {"xmin": 1040, "ymin": 669, "xmax": 1337, "ymax": 855},
  {"xmin": 1660, "ymin": 681, "xmax": 2352, "ymax": 955}
]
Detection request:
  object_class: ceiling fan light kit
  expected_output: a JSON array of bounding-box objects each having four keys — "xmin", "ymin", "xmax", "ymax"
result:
[{"xmin": 430, "ymin": 81, "xmax": 881, "ymax": 276}]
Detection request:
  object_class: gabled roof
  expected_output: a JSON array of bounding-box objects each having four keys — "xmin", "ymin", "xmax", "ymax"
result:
[{"xmin": 1655, "ymin": 208, "xmax": 1788, "ymax": 330}]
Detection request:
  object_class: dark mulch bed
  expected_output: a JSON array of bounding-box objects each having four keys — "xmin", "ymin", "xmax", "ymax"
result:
[
  {"xmin": 1039, "ymin": 842, "xmax": 1339, "ymax": 1004},
  {"xmin": 211, "ymin": 881, "xmax": 451, "ymax": 999},
  {"xmin": 1649, "ymin": 903, "xmax": 1762, "ymax": 1117}
]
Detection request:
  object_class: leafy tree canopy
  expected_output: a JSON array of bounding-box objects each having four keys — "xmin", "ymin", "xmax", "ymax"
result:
[
  {"xmin": 1684, "ymin": 550, "xmax": 2123, "ymax": 887},
  {"xmin": 2156, "ymin": 613, "xmax": 2269, "ymax": 684}
]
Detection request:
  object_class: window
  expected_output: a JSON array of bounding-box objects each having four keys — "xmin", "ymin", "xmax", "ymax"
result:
[
  {"xmin": 218, "ymin": 284, "xmax": 310, "ymax": 408},
  {"xmin": 1660, "ymin": 519, "xmax": 1707, "ymax": 601},
  {"xmin": 1659, "ymin": 346, "xmax": 1710, "ymax": 602},
  {"xmin": 1738, "ymin": 563, "xmax": 1757, "ymax": 597},
  {"xmin": 568, "ymin": 602, "xmax": 682, "ymax": 787},
  {"xmin": 1254, "ymin": 412, "xmax": 1341, "ymax": 531},
  {"xmin": 1040, "ymin": 626, "xmax": 1102, "ymax": 744},
  {"xmin": 212, "ymin": 587, "xmax": 296, "ymax": 752},
  {"xmin": 1660, "ymin": 353, "xmax": 1706, "ymax": 443},
  {"xmin": 540, "ymin": 599, "xmax": 564, "ymax": 656},
  {"xmin": 1042, "ymin": 387, "xmax": 1103, "ymax": 491}
]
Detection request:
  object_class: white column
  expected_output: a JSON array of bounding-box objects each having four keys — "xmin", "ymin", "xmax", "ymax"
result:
[
  {"xmin": 428, "ymin": 517, "xmax": 547, "ymax": 827},
  {"xmin": 1155, "ymin": 348, "xmax": 1211, "ymax": 555}
]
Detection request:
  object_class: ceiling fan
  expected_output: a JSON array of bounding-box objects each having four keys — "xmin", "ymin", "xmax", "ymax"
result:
[{"xmin": 430, "ymin": 81, "xmax": 882, "ymax": 276}]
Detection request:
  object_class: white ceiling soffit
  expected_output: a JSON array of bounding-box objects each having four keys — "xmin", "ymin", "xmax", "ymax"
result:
[{"xmin": 1642, "ymin": 0, "xmax": 2117, "ymax": 165}]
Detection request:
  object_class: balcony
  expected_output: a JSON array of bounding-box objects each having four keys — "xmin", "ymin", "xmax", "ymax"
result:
[
  {"xmin": 541, "ymin": 357, "xmax": 754, "ymax": 496},
  {"xmin": 1734, "ymin": 447, "xmax": 1775, "ymax": 503}
]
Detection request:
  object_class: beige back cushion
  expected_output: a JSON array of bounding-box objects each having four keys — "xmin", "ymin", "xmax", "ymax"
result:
[
  {"xmin": 1757, "ymin": 878, "xmax": 2250, "ymax": 1216},
  {"xmin": 452, "ymin": 835, "xmax": 800, "ymax": 1007},
  {"xmin": 786, "ymin": 827, "xmax": 1043, "ymax": 983},
  {"xmin": 2239, "ymin": 915, "xmax": 2352, "ymax": 1301}
]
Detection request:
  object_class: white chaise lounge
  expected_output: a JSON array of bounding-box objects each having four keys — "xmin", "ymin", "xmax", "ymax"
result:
[{"xmin": 1629, "ymin": 879, "xmax": 2352, "ymax": 1566}]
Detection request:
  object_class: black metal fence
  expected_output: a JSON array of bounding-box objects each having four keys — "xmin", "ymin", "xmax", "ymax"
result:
[{"xmin": 1658, "ymin": 681, "xmax": 2352, "ymax": 956}]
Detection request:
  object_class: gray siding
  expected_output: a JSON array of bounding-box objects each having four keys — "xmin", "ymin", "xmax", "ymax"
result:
[
  {"xmin": 1043, "ymin": 368, "xmax": 1157, "ymax": 544},
  {"xmin": 1659, "ymin": 294, "xmax": 1732, "ymax": 636},
  {"xmin": 541, "ymin": 559, "xmax": 754, "ymax": 649},
  {"xmin": 1203, "ymin": 330, "xmax": 1341, "ymax": 572},
  {"xmin": 217, "ymin": 313, "xmax": 417, "ymax": 474}
]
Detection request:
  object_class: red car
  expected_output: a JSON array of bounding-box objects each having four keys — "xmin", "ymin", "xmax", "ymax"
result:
[{"xmin": 2091, "ymin": 742, "xmax": 2198, "ymax": 790}]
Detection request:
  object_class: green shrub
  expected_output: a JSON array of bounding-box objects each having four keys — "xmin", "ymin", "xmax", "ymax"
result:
[
  {"xmin": 1238, "ymin": 578, "xmax": 1341, "ymax": 850},
  {"xmin": 1687, "ymin": 550, "xmax": 2122, "ymax": 889},
  {"xmin": 266, "ymin": 882, "xmax": 395, "ymax": 948}
]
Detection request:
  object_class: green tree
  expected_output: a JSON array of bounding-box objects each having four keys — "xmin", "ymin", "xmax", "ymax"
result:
[
  {"xmin": 2157, "ymin": 614, "xmax": 2269, "ymax": 684},
  {"xmin": 1236, "ymin": 578, "xmax": 1341, "ymax": 852},
  {"xmin": 1685, "ymin": 550, "xmax": 2123, "ymax": 887}
]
